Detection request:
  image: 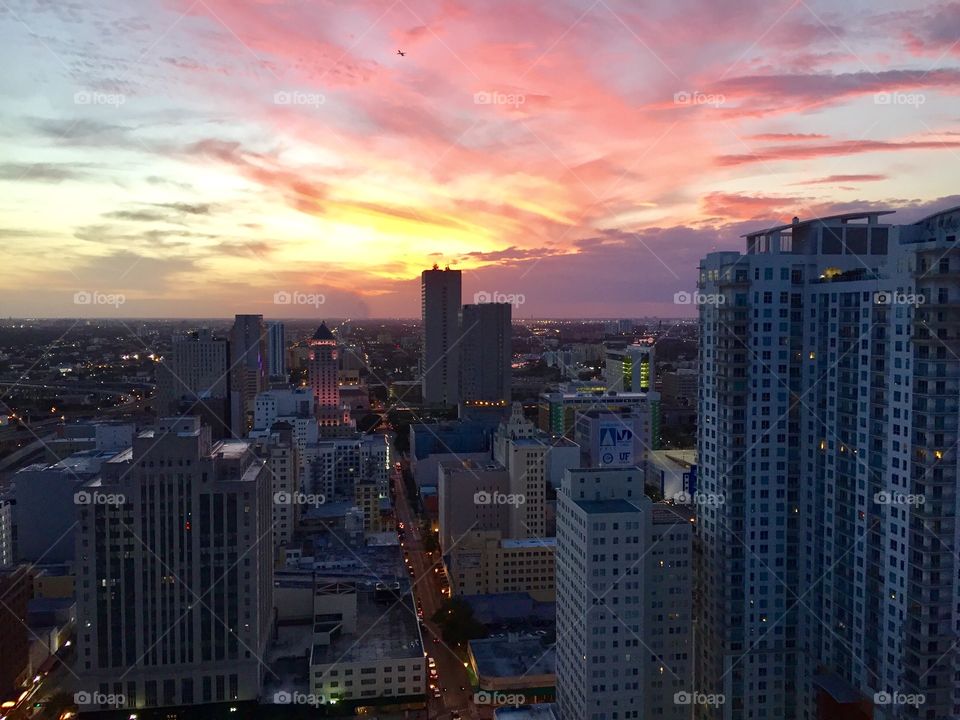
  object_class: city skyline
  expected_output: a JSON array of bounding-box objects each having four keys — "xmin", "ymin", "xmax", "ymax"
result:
[{"xmin": 2, "ymin": 0, "xmax": 960, "ymax": 318}]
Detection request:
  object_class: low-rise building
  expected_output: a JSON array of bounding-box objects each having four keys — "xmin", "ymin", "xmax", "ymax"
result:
[
  {"xmin": 470, "ymin": 635, "xmax": 555, "ymax": 706},
  {"xmin": 309, "ymin": 582, "xmax": 426, "ymax": 707}
]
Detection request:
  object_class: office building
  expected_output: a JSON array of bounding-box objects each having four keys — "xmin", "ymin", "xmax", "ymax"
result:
[
  {"xmin": 157, "ymin": 329, "xmax": 230, "ymax": 434},
  {"xmin": 574, "ymin": 408, "xmax": 655, "ymax": 469},
  {"xmin": 696, "ymin": 208, "xmax": 960, "ymax": 720},
  {"xmin": 660, "ymin": 368, "xmax": 698, "ymax": 408},
  {"xmin": 555, "ymin": 466, "xmax": 693, "ymax": 720},
  {"xmin": 11, "ymin": 450, "xmax": 118, "ymax": 563},
  {"xmin": 75, "ymin": 417, "xmax": 273, "ymax": 713},
  {"xmin": 539, "ymin": 389, "xmax": 660, "ymax": 445},
  {"xmin": 421, "ymin": 266, "xmax": 461, "ymax": 406},
  {"xmin": 230, "ymin": 314, "xmax": 268, "ymax": 436},
  {"xmin": 605, "ymin": 343, "xmax": 655, "ymax": 393},
  {"xmin": 266, "ymin": 320, "xmax": 287, "ymax": 379},
  {"xmin": 461, "ymin": 302, "xmax": 512, "ymax": 404}
]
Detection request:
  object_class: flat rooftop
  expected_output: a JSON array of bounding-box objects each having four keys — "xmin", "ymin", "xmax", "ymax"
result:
[
  {"xmin": 311, "ymin": 591, "xmax": 423, "ymax": 666},
  {"xmin": 470, "ymin": 636, "xmax": 555, "ymax": 679},
  {"xmin": 574, "ymin": 498, "xmax": 642, "ymax": 514},
  {"xmin": 494, "ymin": 705, "xmax": 558, "ymax": 720},
  {"xmin": 502, "ymin": 537, "xmax": 556, "ymax": 550}
]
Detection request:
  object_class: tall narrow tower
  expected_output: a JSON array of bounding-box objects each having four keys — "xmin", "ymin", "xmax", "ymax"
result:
[
  {"xmin": 421, "ymin": 266, "xmax": 462, "ymax": 406},
  {"xmin": 308, "ymin": 321, "xmax": 343, "ymax": 427}
]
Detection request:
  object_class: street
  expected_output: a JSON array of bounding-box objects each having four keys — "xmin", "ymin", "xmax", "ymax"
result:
[{"xmin": 393, "ymin": 463, "xmax": 475, "ymax": 720}]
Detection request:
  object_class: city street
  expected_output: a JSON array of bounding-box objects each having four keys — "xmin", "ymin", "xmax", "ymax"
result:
[{"xmin": 393, "ymin": 463, "xmax": 475, "ymax": 720}]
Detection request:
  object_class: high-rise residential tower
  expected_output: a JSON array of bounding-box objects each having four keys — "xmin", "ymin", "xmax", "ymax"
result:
[
  {"xmin": 421, "ymin": 266, "xmax": 461, "ymax": 407},
  {"xmin": 461, "ymin": 301, "xmax": 512, "ymax": 404},
  {"xmin": 75, "ymin": 417, "xmax": 273, "ymax": 713},
  {"xmin": 229, "ymin": 314, "xmax": 267, "ymax": 436},
  {"xmin": 696, "ymin": 208, "xmax": 960, "ymax": 720}
]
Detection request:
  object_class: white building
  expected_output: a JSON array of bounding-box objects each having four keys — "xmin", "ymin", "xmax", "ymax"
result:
[
  {"xmin": 75, "ymin": 417, "xmax": 273, "ymax": 712},
  {"xmin": 421, "ymin": 266, "xmax": 461, "ymax": 406},
  {"xmin": 555, "ymin": 466, "xmax": 693, "ymax": 720},
  {"xmin": 252, "ymin": 386, "xmax": 318, "ymax": 457},
  {"xmin": 697, "ymin": 208, "xmax": 960, "ymax": 720}
]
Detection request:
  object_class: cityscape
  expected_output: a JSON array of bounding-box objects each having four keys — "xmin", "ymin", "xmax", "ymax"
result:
[{"xmin": 1, "ymin": 1, "xmax": 959, "ymax": 720}]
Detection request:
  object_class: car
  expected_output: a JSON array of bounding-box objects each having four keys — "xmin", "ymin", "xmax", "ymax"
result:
[
  {"xmin": 452, "ymin": 712, "xmax": 463, "ymax": 720},
  {"xmin": 431, "ymin": 686, "xmax": 442, "ymax": 698},
  {"xmin": 428, "ymin": 657, "xmax": 436, "ymax": 668}
]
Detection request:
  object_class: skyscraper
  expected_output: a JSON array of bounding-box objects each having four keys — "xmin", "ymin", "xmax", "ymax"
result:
[
  {"xmin": 461, "ymin": 301, "xmax": 512, "ymax": 404},
  {"xmin": 555, "ymin": 466, "xmax": 693, "ymax": 720},
  {"xmin": 696, "ymin": 208, "xmax": 960, "ymax": 719},
  {"xmin": 75, "ymin": 417, "xmax": 273, "ymax": 713},
  {"xmin": 229, "ymin": 314, "xmax": 267, "ymax": 436},
  {"xmin": 266, "ymin": 320, "xmax": 286, "ymax": 380},
  {"xmin": 307, "ymin": 322, "xmax": 344, "ymax": 427},
  {"xmin": 421, "ymin": 266, "xmax": 461, "ymax": 406}
]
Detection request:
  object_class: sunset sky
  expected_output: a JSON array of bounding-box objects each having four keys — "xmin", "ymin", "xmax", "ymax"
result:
[{"xmin": 1, "ymin": 0, "xmax": 959, "ymax": 318}]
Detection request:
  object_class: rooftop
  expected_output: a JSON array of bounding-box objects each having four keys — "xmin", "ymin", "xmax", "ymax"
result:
[
  {"xmin": 470, "ymin": 635, "xmax": 555, "ymax": 679},
  {"xmin": 502, "ymin": 537, "xmax": 556, "ymax": 550},
  {"xmin": 574, "ymin": 498, "xmax": 642, "ymax": 514},
  {"xmin": 494, "ymin": 705, "xmax": 558, "ymax": 720},
  {"xmin": 743, "ymin": 210, "xmax": 896, "ymax": 238},
  {"xmin": 310, "ymin": 590, "xmax": 423, "ymax": 666}
]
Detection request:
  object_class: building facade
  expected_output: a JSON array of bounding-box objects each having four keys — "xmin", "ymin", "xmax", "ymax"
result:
[
  {"xmin": 421, "ymin": 267, "xmax": 462, "ymax": 407},
  {"xmin": 697, "ymin": 209, "xmax": 960, "ymax": 720},
  {"xmin": 229, "ymin": 314, "xmax": 268, "ymax": 436},
  {"xmin": 461, "ymin": 302, "xmax": 512, "ymax": 404},
  {"xmin": 266, "ymin": 320, "xmax": 287, "ymax": 380},
  {"xmin": 555, "ymin": 466, "xmax": 693, "ymax": 720},
  {"xmin": 75, "ymin": 417, "xmax": 273, "ymax": 713}
]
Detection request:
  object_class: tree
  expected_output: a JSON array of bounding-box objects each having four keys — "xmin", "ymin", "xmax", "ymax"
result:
[{"xmin": 431, "ymin": 597, "xmax": 487, "ymax": 646}]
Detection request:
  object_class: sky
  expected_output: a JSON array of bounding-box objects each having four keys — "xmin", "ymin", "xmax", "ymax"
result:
[{"xmin": 1, "ymin": 0, "xmax": 959, "ymax": 319}]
